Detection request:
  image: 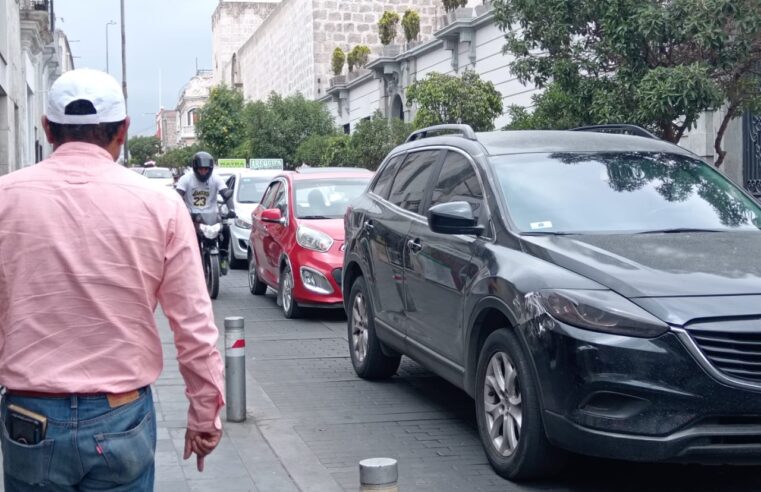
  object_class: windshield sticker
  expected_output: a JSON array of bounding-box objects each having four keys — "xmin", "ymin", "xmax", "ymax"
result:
[{"xmin": 530, "ymin": 221, "xmax": 553, "ymax": 230}]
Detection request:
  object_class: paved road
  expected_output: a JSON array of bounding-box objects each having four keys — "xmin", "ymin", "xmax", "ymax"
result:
[
  {"xmin": 3, "ymin": 269, "xmax": 760, "ymax": 491},
  {"xmin": 151, "ymin": 269, "xmax": 761, "ymax": 492}
]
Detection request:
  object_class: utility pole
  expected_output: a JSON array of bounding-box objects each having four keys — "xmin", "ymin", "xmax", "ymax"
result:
[
  {"xmin": 120, "ymin": 0, "xmax": 129, "ymax": 164},
  {"xmin": 105, "ymin": 20, "xmax": 116, "ymax": 74}
]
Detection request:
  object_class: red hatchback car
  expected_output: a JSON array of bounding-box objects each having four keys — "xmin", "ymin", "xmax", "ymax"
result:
[{"xmin": 248, "ymin": 168, "xmax": 373, "ymax": 318}]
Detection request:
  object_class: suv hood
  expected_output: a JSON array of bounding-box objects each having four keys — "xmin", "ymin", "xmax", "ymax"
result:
[{"xmin": 521, "ymin": 232, "xmax": 761, "ymax": 298}]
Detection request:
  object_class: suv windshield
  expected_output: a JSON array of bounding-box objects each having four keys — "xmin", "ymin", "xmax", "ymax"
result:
[
  {"xmin": 492, "ymin": 152, "xmax": 761, "ymax": 234},
  {"xmin": 237, "ymin": 177, "xmax": 271, "ymax": 203},
  {"xmin": 294, "ymin": 178, "xmax": 369, "ymax": 219}
]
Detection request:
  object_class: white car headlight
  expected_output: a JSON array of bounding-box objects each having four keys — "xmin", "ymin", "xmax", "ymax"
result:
[
  {"xmin": 296, "ymin": 225, "xmax": 334, "ymax": 252},
  {"xmin": 234, "ymin": 218, "xmax": 252, "ymax": 229},
  {"xmin": 199, "ymin": 223, "xmax": 222, "ymax": 240}
]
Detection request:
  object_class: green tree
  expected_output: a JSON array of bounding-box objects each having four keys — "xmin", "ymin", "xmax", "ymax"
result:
[
  {"xmin": 493, "ymin": 0, "xmax": 761, "ymax": 167},
  {"xmin": 378, "ymin": 11, "xmax": 400, "ymax": 45},
  {"xmin": 195, "ymin": 84, "xmax": 246, "ymax": 159},
  {"xmin": 406, "ymin": 70, "xmax": 504, "ymax": 131},
  {"xmin": 349, "ymin": 111, "xmax": 413, "ymax": 170},
  {"xmin": 242, "ymin": 92, "xmax": 336, "ymax": 168},
  {"xmin": 155, "ymin": 143, "xmax": 202, "ymax": 170},
  {"xmin": 127, "ymin": 136, "xmax": 161, "ymax": 166},
  {"xmin": 295, "ymin": 134, "xmax": 355, "ymax": 167}
]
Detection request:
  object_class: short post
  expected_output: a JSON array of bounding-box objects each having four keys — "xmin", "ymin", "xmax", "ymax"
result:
[
  {"xmin": 359, "ymin": 458, "xmax": 398, "ymax": 492},
  {"xmin": 224, "ymin": 316, "xmax": 246, "ymax": 422}
]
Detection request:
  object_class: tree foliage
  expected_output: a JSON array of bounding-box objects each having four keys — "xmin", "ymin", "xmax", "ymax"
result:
[
  {"xmin": 406, "ymin": 70, "xmax": 504, "ymax": 131},
  {"xmin": 155, "ymin": 143, "xmax": 202, "ymax": 170},
  {"xmin": 442, "ymin": 0, "xmax": 467, "ymax": 13},
  {"xmin": 402, "ymin": 10, "xmax": 421, "ymax": 42},
  {"xmin": 196, "ymin": 85, "xmax": 246, "ymax": 159},
  {"xmin": 241, "ymin": 92, "xmax": 335, "ymax": 168},
  {"xmin": 331, "ymin": 47, "xmax": 345, "ymax": 76},
  {"xmin": 493, "ymin": 0, "xmax": 761, "ymax": 167},
  {"xmin": 347, "ymin": 45, "xmax": 371, "ymax": 72},
  {"xmin": 349, "ymin": 111, "xmax": 413, "ymax": 170},
  {"xmin": 127, "ymin": 136, "xmax": 161, "ymax": 166},
  {"xmin": 378, "ymin": 11, "xmax": 400, "ymax": 45}
]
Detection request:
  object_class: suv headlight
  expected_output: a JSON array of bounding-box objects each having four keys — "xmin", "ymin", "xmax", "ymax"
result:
[
  {"xmin": 531, "ymin": 289, "xmax": 669, "ymax": 338},
  {"xmin": 296, "ymin": 225, "xmax": 334, "ymax": 252},
  {"xmin": 234, "ymin": 217, "xmax": 252, "ymax": 229}
]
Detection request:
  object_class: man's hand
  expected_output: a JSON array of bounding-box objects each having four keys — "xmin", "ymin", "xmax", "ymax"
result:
[{"xmin": 183, "ymin": 428, "xmax": 222, "ymax": 472}]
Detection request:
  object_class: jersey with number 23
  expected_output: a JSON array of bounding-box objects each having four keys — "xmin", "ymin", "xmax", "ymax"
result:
[{"xmin": 176, "ymin": 173, "xmax": 228, "ymax": 215}]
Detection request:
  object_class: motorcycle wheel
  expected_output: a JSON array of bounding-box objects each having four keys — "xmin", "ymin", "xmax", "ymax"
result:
[{"xmin": 205, "ymin": 253, "xmax": 220, "ymax": 299}]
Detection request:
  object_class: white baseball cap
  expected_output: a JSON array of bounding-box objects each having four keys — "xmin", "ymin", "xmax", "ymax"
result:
[{"xmin": 46, "ymin": 68, "xmax": 127, "ymax": 125}]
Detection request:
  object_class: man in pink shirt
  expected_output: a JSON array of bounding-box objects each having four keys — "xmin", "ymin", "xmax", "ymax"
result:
[{"xmin": 0, "ymin": 68, "xmax": 225, "ymax": 490}]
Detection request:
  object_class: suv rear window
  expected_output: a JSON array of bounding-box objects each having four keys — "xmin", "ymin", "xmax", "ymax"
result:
[{"xmin": 388, "ymin": 150, "xmax": 440, "ymax": 214}]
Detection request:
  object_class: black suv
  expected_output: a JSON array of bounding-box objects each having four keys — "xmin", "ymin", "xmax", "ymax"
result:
[{"xmin": 342, "ymin": 124, "xmax": 761, "ymax": 480}]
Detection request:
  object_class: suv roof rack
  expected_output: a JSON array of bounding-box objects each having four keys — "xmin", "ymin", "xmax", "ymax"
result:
[
  {"xmin": 570, "ymin": 124, "xmax": 659, "ymax": 140},
  {"xmin": 406, "ymin": 124, "xmax": 477, "ymax": 143}
]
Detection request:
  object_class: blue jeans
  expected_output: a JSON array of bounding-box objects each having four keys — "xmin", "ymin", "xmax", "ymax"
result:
[{"xmin": 1, "ymin": 387, "xmax": 156, "ymax": 491}]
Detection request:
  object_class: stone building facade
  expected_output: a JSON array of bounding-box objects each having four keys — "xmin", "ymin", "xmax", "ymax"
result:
[
  {"xmin": 220, "ymin": 0, "xmax": 444, "ymax": 102},
  {"xmin": 212, "ymin": 0, "xmax": 280, "ymax": 85},
  {"xmin": 175, "ymin": 70, "xmax": 213, "ymax": 148},
  {"xmin": 156, "ymin": 108, "xmax": 178, "ymax": 151},
  {"xmin": 0, "ymin": 0, "xmax": 74, "ymax": 176}
]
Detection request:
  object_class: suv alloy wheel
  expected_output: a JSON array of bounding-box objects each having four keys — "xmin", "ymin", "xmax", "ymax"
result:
[
  {"xmin": 347, "ymin": 276, "xmax": 401, "ymax": 379},
  {"xmin": 475, "ymin": 330, "xmax": 565, "ymax": 479}
]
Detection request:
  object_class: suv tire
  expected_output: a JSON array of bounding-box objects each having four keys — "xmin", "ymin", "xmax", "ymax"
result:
[
  {"xmin": 347, "ymin": 276, "xmax": 401, "ymax": 379},
  {"xmin": 475, "ymin": 329, "xmax": 565, "ymax": 480}
]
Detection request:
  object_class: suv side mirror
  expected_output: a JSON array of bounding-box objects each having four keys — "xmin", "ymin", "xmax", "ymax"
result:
[
  {"xmin": 261, "ymin": 208, "xmax": 285, "ymax": 225},
  {"xmin": 427, "ymin": 201, "xmax": 484, "ymax": 236}
]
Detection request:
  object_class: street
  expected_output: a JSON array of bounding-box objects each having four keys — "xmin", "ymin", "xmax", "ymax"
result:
[{"xmin": 150, "ymin": 270, "xmax": 761, "ymax": 492}]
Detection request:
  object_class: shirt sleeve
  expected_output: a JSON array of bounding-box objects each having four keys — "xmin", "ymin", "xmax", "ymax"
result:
[
  {"xmin": 156, "ymin": 198, "xmax": 225, "ymax": 432},
  {"xmin": 175, "ymin": 174, "xmax": 189, "ymax": 193}
]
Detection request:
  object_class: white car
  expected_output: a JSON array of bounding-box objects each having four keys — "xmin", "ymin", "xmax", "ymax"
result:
[
  {"xmin": 223, "ymin": 169, "xmax": 282, "ymax": 268},
  {"xmin": 142, "ymin": 166, "xmax": 175, "ymax": 187}
]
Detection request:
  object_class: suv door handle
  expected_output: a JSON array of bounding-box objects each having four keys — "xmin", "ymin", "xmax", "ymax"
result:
[
  {"xmin": 407, "ymin": 238, "xmax": 422, "ymax": 253},
  {"xmin": 363, "ymin": 220, "xmax": 375, "ymax": 231}
]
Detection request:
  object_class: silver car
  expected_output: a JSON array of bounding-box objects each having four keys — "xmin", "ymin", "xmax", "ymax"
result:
[{"xmin": 223, "ymin": 169, "xmax": 282, "ymax": 268}]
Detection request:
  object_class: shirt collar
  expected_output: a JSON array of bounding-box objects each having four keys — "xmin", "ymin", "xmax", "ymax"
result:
[{"xmin": 51, "ymin": 142, "xmax": 116, "ymax": 163}]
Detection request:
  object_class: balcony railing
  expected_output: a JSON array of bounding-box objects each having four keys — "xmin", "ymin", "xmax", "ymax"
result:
[{"xmin": 21, "ymin": 0, "xmax": 49, "ymax": 12}]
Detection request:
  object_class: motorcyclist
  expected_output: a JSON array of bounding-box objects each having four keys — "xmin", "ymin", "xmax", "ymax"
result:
[{"xmin": 176, "ymin": 151, "xmax": 236, "ymax": 274}]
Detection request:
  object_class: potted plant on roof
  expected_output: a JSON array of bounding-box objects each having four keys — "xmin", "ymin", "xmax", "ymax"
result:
[
  {"xmin": 331, "ymin": 47, "xmax": 346, "ymax": 86},
  {"xmin": 402, "ymin": 9, "xmax": 421, "ymax": 50},
  {"xmin": 347, "ymin": 45, "xmax": 371, "ymax": 80},
  {"xmin": 378, "ymin": 10, "xmax": 401, "ymax": 57},
  {"xmin": 442, "ymin": 0, "xmax": 473, "ymax": 23}
]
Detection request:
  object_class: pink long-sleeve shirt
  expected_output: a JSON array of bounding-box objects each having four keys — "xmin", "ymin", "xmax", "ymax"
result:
[{"xmin": 0, "ymin": 142, "xmax": 224, "ymax": 431}]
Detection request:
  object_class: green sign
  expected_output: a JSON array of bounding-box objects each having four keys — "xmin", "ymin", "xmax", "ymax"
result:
[
  {"xmin": 218, "ymin": 158, "xmax": 246, "ymax": 168},
  {"xmin": 249, "ymin": 158, "xmax": 284, "ymax": 170}
]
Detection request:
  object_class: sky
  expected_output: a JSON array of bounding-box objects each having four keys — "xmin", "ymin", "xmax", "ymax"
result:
[{"xmin": 55, "ymin": 0, "xmax": 218, "ymax": 136}]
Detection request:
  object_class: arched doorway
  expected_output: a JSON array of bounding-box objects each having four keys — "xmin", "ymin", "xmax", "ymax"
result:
[{"xmin": 391, "ymin": 94, "xmax": 404, "ymax": 121}]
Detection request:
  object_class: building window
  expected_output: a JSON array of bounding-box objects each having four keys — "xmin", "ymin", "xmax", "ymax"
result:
[
  {"xmin": 343, "ymin": 123, "xmax": 350, "ymax": 135},
  {"xmin": 188, "ymin": 108, "xmax": 198, "ymax": 126}
]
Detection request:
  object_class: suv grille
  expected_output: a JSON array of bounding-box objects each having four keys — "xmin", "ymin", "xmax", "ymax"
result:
[{"xmin": 688, "ymin": 328, "xmax": 761, "ymax": 382}]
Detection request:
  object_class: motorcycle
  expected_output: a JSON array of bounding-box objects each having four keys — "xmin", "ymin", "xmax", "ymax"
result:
[{"xmin": 195, "ymin": 211, "xmax": 229, "ymax": 299}]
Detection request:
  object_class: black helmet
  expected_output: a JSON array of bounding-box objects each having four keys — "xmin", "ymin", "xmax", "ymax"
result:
[{"xmin": 192, "ymin": 151, "xmax": 215, "ymax": 182}]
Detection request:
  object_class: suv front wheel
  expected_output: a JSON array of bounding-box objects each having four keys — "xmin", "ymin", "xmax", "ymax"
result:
[
  {"xmin": 475, "ymin": 329, "xmax": 565, "ymax": 480},
  {"xmin": 347, "ymin": 276, "xmax": 401, "ymax": 379}
]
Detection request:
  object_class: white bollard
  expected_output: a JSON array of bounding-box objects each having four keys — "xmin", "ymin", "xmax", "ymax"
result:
[{"xmin": 359, "ymin": 457, "xmax": 398, "ymax": 491}]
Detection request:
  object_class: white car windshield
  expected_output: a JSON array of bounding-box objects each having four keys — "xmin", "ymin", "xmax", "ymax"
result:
[{"xmin": 143, "ymin": 168, "xmax": 173, "ymax": 179}]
